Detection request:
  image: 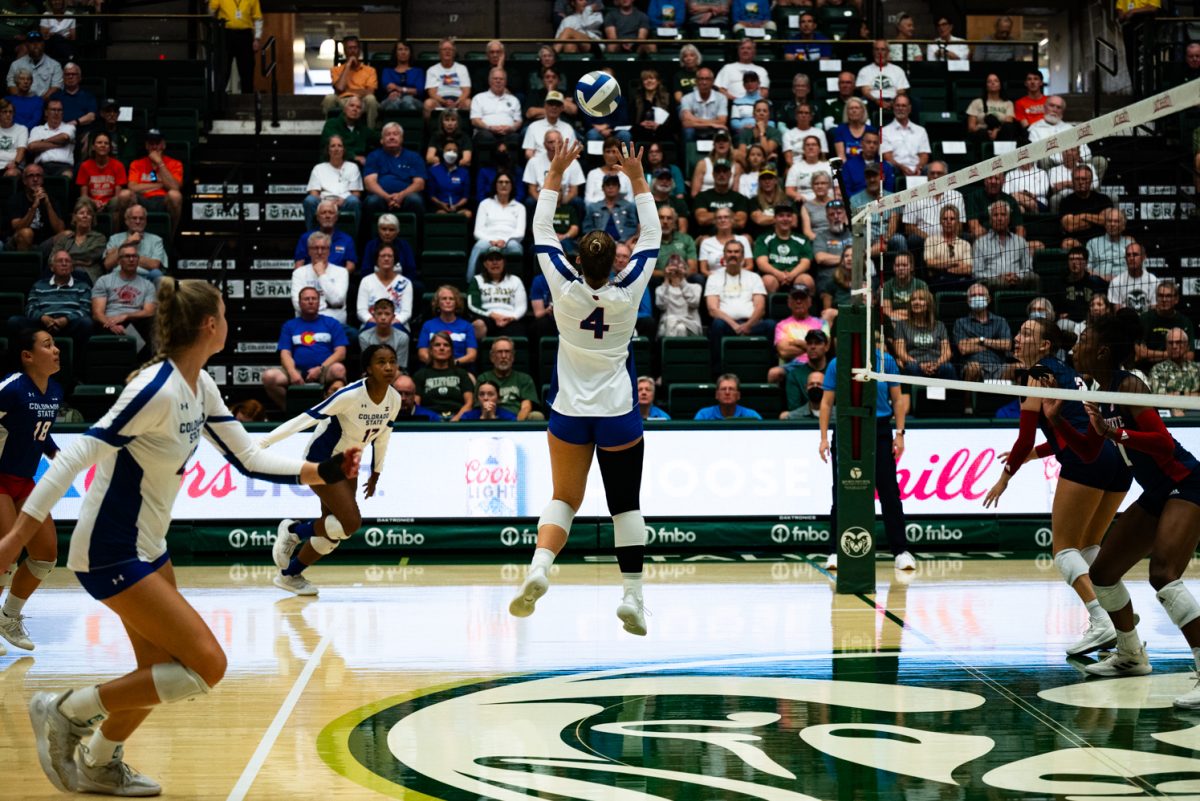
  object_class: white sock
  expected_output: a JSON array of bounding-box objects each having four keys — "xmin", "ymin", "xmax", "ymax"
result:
[
  {"xmin": 1116, "ymin": 628, "xmax": 1141, "ymax": 654},
  {"xmin": 622, "ymin": 573, "xmax": 643, "ymax": 595},
  {"xmin": 82, "ymin": 730, "xmax": 121, "ymax": 767},
  {"xmin": 530, "ymin": 548, "xmax": 556, "ymax": 575},
  {"xmin": 2, "ymin": 593, "xmax": 27, "ymax": 618},
  {"xmin": 59, "ymin": 685, "xmax": 107, "ymax": 727},
  {"xmin": 1085, "ymin": 599, "xmax": 1106, "ymax": 621}
]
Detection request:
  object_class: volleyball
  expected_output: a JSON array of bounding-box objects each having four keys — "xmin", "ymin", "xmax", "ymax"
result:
[{"xmin": 575, "ymin": 71, "xmax": 620, "ymax": 118}]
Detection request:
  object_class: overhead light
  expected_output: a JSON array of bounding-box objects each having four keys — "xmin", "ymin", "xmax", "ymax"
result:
[{"xmin": 1038, "ymin": 38, "xmax": 1049, "ymax": 47}]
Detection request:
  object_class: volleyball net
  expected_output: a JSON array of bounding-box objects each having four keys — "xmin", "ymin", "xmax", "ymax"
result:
[{"xmin": 847, "ymin": 78, "xmax": 1200, "ymax": 411}]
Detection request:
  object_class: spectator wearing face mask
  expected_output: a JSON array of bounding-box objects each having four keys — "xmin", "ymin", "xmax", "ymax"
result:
[{"xmin": 426, "ymin": 142, "xmax": 472, "ymax": 217}]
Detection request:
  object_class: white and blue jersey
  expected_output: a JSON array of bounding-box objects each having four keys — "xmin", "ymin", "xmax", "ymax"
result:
[
  {"xmin": 257, "ymin": 378, "xmax": 400, "ymax": 473},
  {"xmin": 0, "ymin": 371, "xmax": 62, "ymax": 479},
  {"xmin": 532, "ymin": 188, "xmax": 660, "ymax": 417},
  {"xmin": 20, "ymin": 360, "xmax": 311, "ymax": 572}
]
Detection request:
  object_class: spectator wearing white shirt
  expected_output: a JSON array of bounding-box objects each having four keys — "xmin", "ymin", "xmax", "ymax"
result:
[
  {"xmin": 303, "ymin": 135, "xmax": 362, "ymax": 231},
  {"xmin": 583, "ymin": 136, "xmax": 634, "ymax": 204},
  {"xmin": 555, "ymin": 0, "xmax": 604, "ymax": 52},
  {"xmin": 901, "ymin": 161, "xmax": 964, "ymax": 254},
  {"xmin": 1107, "ymin": 242, "xmax": 1157, "ymax": 312},
  {"xmin": 356, "ymin": 243, "xmax": 413, "ymax": 332},
  {"xmin": 0, "ymin": 99, "xmax": 28, "ymax": 175},
  {"xmin": 292, "ymin": 232, "xmax": 350, "ymax": 324},
  {"xmin": 1004, "ymin": 162, "xmax": 1050, "ymax": 213},
  {"xmin": 856, "ymin": 40, "xmax": 910, "ymax": 111},
  {"xmin": 470, "ymin": 68, "xmax": 522, "ymax": 157},
  {"xmin": 784, "ymin": 136, "xmax": 830, "ymax": 203},
  {"xmin": 781, "ymin": 103, "xmax": 828, "ymax": 167},
  {"xmin": 705, "ymin": 238, "xmax": 771, "ymax": 363},
  {"xmin": 469, "ymin": 170, "xmax": 526, "ymax": 281},
  {"xmin": 1028, "ymin": 96, "xmax": 1093, "ymax": 167},
  {"xmin": 1088, "ymin": 209, "xmax": 1136, "ymax": 280},
  {"xmin": 713, "ymin": 39, "xmax": 769, "ymax": 101},
  {"xmin": 423, "ymin": 38, "xmax": 472, "ymax": 120},
  {"xmin": 927, "ymin": 17, "xmax": 971, "ymax": 61},
  {"xmin": 880, "ymin": 95, "xmax": 929, "ymax": 177},
  {"xmin": 521, "ymin": 91, "xmax": 575, "ymax": 159},
  {"xmin": 26, "ymin": 97, "xmax": 74, "ymax": 177},
  {"xmin": 5, "ymin": 31, "xmax": 62, "ymax": 99},
  {"xmin": 523, "ymin": 128, "xmax": 585, "ymax": 210}
]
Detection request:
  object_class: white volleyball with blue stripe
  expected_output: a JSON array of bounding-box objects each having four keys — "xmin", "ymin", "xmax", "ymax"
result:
[{"xmin": 575, "ymin": 71, "xmax": 621, "ymax": 118}]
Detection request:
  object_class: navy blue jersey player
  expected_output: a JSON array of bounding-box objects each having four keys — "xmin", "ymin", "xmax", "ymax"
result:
[
  {"xmin": 0, "ymin": 329, "xmax": 63, "ymax": 654},
  {"xmin": 1047, "ymin": 309, "xmax": 1200, "ymax": 707},
  {"xmin": 984, "ymin": 317, "xmax": 1132, "ymax": 658}
]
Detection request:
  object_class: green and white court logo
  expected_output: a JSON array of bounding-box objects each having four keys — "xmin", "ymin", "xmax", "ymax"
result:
[{"xmin": 318, "ymin": 655, "xmax": 1200, "ymax": 800}]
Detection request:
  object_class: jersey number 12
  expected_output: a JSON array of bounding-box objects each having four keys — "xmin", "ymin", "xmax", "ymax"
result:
[{"xmin": 579, "ymin": 308, "xmax": 610, "ymax": 340}]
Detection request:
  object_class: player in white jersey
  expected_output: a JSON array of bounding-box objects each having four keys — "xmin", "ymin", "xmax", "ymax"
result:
[
  {"xmin": 508, "ymin": 140, "xmax": 660, "ymax": 636},
  {"xmin": 262, "ymin": 343, "xmax": 402, "ymax": 596},
  {"xmin": 0, "ymin": 279, "xmax": 361, "ymax": 797}
]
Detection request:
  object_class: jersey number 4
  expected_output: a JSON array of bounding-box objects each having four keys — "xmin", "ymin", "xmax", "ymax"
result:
[{"xmin": 579, "ymin": 308, "xmax": 610, "ymax": 340}]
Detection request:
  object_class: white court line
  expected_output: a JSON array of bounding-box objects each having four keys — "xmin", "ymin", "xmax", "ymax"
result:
[{"xmin": 226, "ymin": 632, "xmax": 331, "ymax": 801}]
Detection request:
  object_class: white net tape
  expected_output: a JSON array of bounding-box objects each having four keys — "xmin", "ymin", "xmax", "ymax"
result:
[{"xmin": 852, "ymin": 78, "xmax": 1200, "ymax": 411}]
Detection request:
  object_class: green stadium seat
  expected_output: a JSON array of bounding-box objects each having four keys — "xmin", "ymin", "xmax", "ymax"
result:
[
  {"xmin": 720, "ymin": 336, "xmax": 772, "ymax": 384},
  {"xmin": 972, "ymin": 385, "xmax": 1014, "ymax": 418},
  {"xmin": 0, "ymin": 292, "xmax": 24, "ymax": 320},
  {"xmin": 53, "ymin": 337, "xmax": 75, "ymax": 388},
  {"xmin": 739, "ymin": 383, "xmax": 785, "ymax": 417},
  {"xmin": 0, "ymin": 252, "xmax": 43, "ymax": 295},
  {"xmin": 668, "ymin": 383, "xmax": 716, "ymax": 419},
  {"xmin": 630, "ymin": 336, "xmax": 651, "ymax": 376},
  {"xmin": 907, "ymin": 384, "xmax": 965, "ymax": 418},
  {"xmin": 539, "ymin": 337, "xmax": 558, "ymax": 385},
  {"xmin": 994, "ymin": 290, "xmax": 1037, "ymax": 319},
  {"xmin": 286, "ymin": 384, "xmax": 324, "ymax": 417},
  {"xmin": 660, "ymin": 336, "xmax": 711, "ymax": 386},
  {"xmin": 423, "ymin": 213, "xmax": 470, "ymax": 252},
  {"xmin": 70, "ymin": 384, "xmax": 121, "ymax": 422},
  {"xmin": 82, "ymin": 335, "xmax": 138, "ymax": 384},
  {"xmin": 420, "ymin": 253, "xmax": 467, "ymax": 290},
  {"xmin": 768, "ymin": 292, "xmax": 790, "ymax": 322},
  {"xmin": 936, "ymin": 291, "xmax": 968, "ymax": 322}
]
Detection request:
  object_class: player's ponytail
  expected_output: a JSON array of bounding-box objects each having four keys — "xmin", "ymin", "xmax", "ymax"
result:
[
  {"xmin": 128, "ymin": 277, "xmax": 223, "ymax": 381},
  {"xmin": 577, "ymin": 231, "xmax": 616, "ymax": 286}
]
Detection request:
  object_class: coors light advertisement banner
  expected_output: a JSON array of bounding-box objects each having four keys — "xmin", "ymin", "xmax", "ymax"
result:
[{"xmin": 37, "ymin": 427, "xmax": 1200, "ymax": 522}]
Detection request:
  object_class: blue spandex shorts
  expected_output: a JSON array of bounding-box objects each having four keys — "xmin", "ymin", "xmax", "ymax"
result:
[
  {"xmin": 1058, "ymin": 442, "xmax": 1133, "ymax": 493},
  {"xmin": 76, "ymin": 551, "xmax": 171, "ymax": 601},
  {"xmin": 548, "ymin": 407, "xmax": 643, "ymax": 448},
  {"xmin": 1134, "ymin": 470, "xmax": 1200, "ymax": 518}
]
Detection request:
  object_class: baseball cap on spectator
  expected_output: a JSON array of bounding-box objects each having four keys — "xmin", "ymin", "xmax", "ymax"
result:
[
  {"xmin": 760, "ymin": 166, "xmax": 778, "ymax": 178},
  {"xmin": 805, "ymin": 329, "xmax": 829, "ymax": 344},
  {"xmin": 545, "ymin": 91, "xmax": 564, "ymax": 104},
  {"xmin": 653, "ymin": 167, "xmax": 672, "ymax": 180},
  {"xmin": 25, "ymin": 30, "xmax": 42, "ymax": 41},
  {"xmin": 100, "ymin": 97, "xmax": 119, "ymax": 111},
  {"xmin": 484, "ymin": 246, "xmax": 505, "ymax": 258},
  {"xmin": 789, "ymin": 284, "xmax": 811, "ymax": 298},
  {"xmin": 145, "ymin": 128, "xmax": 165, "ymax": 143},
  {"xmin": 602, "ymin": 173, "xmax": 621, "ymax": 185},
  {"xmin": 712, "ymin": 159, "xmax": 733, "ymax": 172},
  {"xmin": 713, "ymin": 129, "xmax": 731, "ymax": 142}
]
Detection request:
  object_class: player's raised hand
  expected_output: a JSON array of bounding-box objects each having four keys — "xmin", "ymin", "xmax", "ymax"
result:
[
  {"xmin": 618, "ymin": 141, "xmax": 646, "ymax": 183},
  {"xmin": 549, "ymin": 140, "xmax": 583, "ymax": 176}
]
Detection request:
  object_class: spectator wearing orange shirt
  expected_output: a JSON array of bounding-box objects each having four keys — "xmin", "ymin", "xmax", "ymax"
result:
[
  {"xmin": 320, "ymin": 35, "xmax": 379, "ymax": 130},
  {"xmin": 126, "ymin": 128, "xmax": 183, "ymax": 232},
  {"xmin": 75, "ymin": 131, "xmax": 130, "ymax": 222}
]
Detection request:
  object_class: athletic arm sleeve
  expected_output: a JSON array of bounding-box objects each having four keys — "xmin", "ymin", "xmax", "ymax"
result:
[
  {"xmin": 20, "ymin": 433, "xmax": 117, "ymax": 522},
  {"xmin": 1003, "ymin": 410, "xmax": 1041, "ymax": 476},
  {"xmin": 1034, "ymin": 441, "xmax": 1054, "ymax": 459},
  {"xmin": 1053, "ymin": 416, "xmax": 1105, "ymax": 462},
  {"xmin": 532, "ymin": 189, "xmax": 580, "ymax": 298},
  {"xmin": 1116, "ymin": 407, "xmax": 1179, "ymax": 460},
  {"xmin": 256, "ymin": 410, "xmax": 322, "ymax": 449},
  {"xmin": 200, "ymin": 379, "xmax": 306, "ymax": 482},
  {"xmin": 612, "ymin": 192, "xmax": 661, "ymax": 298}
]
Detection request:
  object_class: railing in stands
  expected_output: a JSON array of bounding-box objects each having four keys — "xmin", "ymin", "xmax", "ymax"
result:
[
  {"xmin": 258, "ymin": 35, "xmax": 280, "ymax": 131},
  {"xmin": 1094, "ymin": 37, "xmax": 1118, "ymax": 118}
]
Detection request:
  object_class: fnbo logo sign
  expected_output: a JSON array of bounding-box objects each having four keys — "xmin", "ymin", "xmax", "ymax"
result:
[{"xmin": 319, "ymin": 657, "xmax": 1200, "ymax": 800}]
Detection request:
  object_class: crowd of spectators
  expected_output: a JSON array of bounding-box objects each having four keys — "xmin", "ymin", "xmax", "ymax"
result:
[{"xmin": 4, "ymin": 3, "xmax": 1195, "ymax": 425}]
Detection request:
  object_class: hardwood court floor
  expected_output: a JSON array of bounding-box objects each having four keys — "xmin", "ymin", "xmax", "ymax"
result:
[{"xmin": 3, "ymin": 556, "xmax": 1199, "ymax": 800}]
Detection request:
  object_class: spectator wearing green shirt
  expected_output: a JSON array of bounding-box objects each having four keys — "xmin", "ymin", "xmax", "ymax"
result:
[
  {"xmin": 655, "ymin": 205, "xmax": 698, "ymax": 281},
  {"xmin": 320, "ymin": 95, "xmax": 373, "ymax": 166},
  {"xmin": 880, "ymin": 252, "xmax": 927, "ymax": 322},
  {"xmin": 477, "ymin": 335, "xmax": 543, "ymax": 421},
  {"xmin": 752, "ymin": 203, "xmax": 813, "ymax": 294}
]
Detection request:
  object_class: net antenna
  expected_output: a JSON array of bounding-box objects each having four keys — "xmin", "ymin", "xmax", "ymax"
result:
[{"xmin": 849, "ymin": 78, "xmax": 1200, "ymax": 410}]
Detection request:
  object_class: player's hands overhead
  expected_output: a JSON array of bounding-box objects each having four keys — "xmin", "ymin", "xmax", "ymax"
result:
[
  {"xmin": 549, "ymin": 140, "xmax": 584, "ymax": 176},
  {"xmin": 618, "ymin": 141, "xmax": 646, "ymax": 182}
]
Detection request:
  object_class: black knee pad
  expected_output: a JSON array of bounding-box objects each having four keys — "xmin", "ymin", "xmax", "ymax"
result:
[{"xmin": 596, "ymin": 439, "xmax": 644, "ymax": 517}]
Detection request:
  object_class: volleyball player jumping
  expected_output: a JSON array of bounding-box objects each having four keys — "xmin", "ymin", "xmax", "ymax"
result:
[{"xmin": 508, "ymin": 140, "xmax": 660, "ymax": 636}]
